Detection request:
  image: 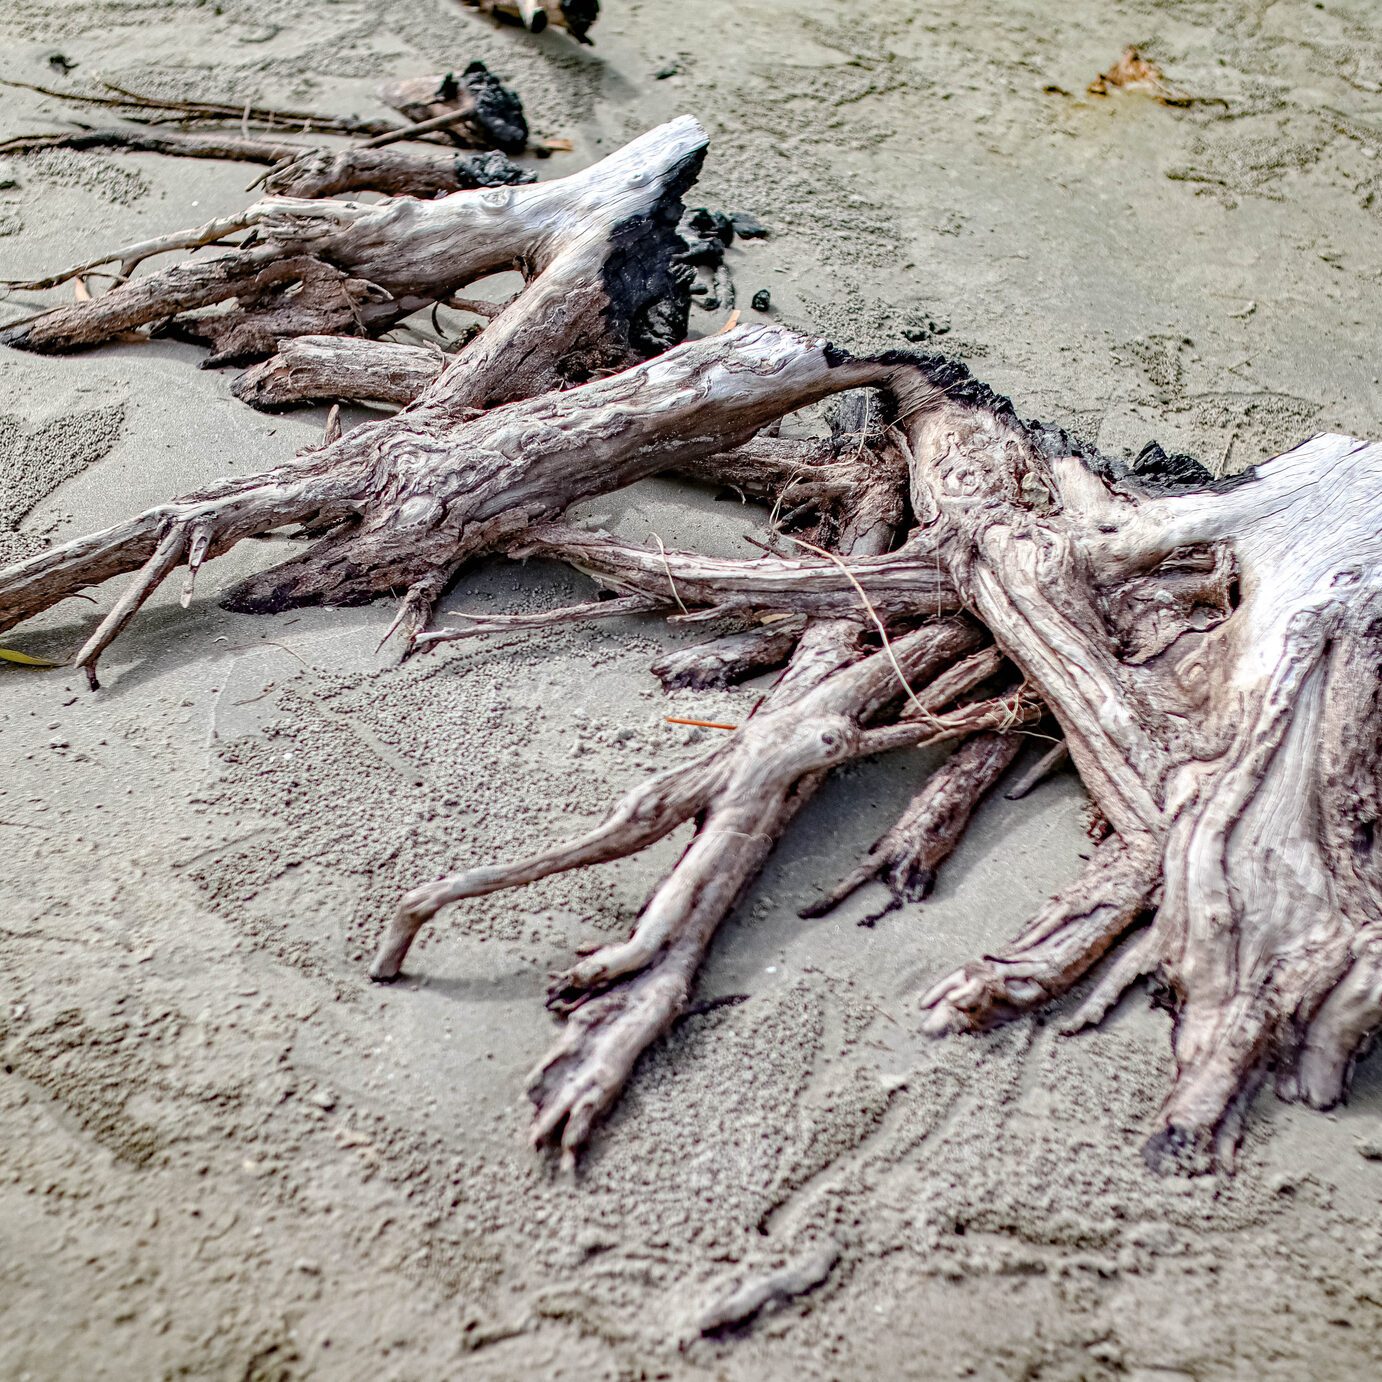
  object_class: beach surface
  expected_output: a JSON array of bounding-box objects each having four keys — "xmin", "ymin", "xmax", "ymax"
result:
[{"xmin": 2, "ymin": 1, "xmax": 1381, "ymax": 1377}]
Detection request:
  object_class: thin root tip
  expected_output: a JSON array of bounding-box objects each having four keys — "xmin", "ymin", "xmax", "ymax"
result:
[
  {"xmin": 918, "ymin": 1005, "xmax": 963, "ymax": 1037},
  {"xmin": 1141, "ymin": 1124, "xmax": 1216, "ymax": 1177}
]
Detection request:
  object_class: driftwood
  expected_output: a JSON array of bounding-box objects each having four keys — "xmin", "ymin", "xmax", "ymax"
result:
[
  {"xmin": 0, "ymin": 64, "xmax": 578, "ymax": 208},
  {"xmin": 3, "ymin": 121, "xmax": 1379, "ymax": 1177},
  {"xmin": 0, "ymin": 128, "xmax": 534, "ymax": 198},
  {"xmin": 2, "ymin": 62, "xmax": 530, "ymax": 151},
  {"xmin": 462, "ymin": 0, "xmax": 600, "ymax": 45},
  {"xmin": 376, "ymin": 64, "xmax": 529, "ymax": 153},
  {"xmin": 0, "ymin": 117, "xmax": 704, "ymax": 370}
]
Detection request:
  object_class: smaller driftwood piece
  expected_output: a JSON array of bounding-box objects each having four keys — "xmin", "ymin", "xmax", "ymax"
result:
[
  {"xmin": 462, "ymin": 0, "xmax": 600, "ymax": 45},
  {"xmin": 0, "ymin": 63, "xmax": 559, "ymax": 211},
  {"xmin": 1, "ymin": 116, "xmax": 703, "ymax": 373}
]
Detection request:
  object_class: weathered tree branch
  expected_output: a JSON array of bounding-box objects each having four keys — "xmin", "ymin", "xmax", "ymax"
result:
[
  {"xmin": 462, "ymin": 0, "xmax": 600, "ymax": 45},
  {"xmin": 0, "ymin": 128, "xmax": 534, "ymax": 198}
]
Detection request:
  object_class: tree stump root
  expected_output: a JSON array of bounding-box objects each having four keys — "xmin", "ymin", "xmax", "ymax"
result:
[{"xmin": 3, "ymin": 125, "xmax": 1379, "ymax": 1175}]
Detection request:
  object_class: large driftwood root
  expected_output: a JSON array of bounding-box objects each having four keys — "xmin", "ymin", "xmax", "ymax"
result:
[
  {"xmin": 0, "ymin": 116, "xmax": 704, "ymax": 371},
  {"xmin": 3, "ymin": 202, "xmax": 1378, "ymax": 1171},
  {"xmin": 497, "ymin": 384, "xmax": 1382, "ymax": 1170}
]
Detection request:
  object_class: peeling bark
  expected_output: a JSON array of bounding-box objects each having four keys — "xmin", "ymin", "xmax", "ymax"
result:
[
  {"xmin": 651, "ymin": 619, "xmax": 806, "ymax": 691},
  {"xmin": 233, "ymin": 337, "xmax": 448, "ymax": 411}
]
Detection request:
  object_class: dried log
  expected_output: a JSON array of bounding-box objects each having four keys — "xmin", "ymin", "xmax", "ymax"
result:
[
  {"xmin": 461, "ymin": 0, "xmax": 600, "ymax": 45},
  {"xmin": 0, "ymin": 128, "xmax": 534, "ymax": 198},
  {"xmin": 1, "ymin": 62, "xmax": 530, "ymax": 152},
  {"xmin": 261, "ymin": 147, "xmax": 533, "ymax": 198},
  {"xmin": 0, "ymin": 116, "xmax": 705, "ymax": 370},
  {"xmin": 0, "ymin": 127, "xmax": 311, "ymax": 163}
]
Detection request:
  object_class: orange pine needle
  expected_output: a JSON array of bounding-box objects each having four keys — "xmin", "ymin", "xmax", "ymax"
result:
[{"xmin": 665, "ymin": 716, "xmax": 738, "ymax": 731}]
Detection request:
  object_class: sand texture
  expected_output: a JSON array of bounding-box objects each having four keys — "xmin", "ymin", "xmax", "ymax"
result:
[{"xmin": 2, "ymin": 1, "xmax": 1382, "ymax": 1378}]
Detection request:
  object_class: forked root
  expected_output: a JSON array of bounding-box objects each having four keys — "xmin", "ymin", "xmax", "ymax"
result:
[
  {"xmin": 376, "ymin": 611, "xmax": 991, "ymax": 1155},
  {"xmin": 528, "ymin": 926, "xmax": 704, "ymax": 1166},
  {"xmin": 370, "ymin": 749, "xmax": 720, "ymax": 981},
  {"xmin": 918, "ymin": 834, "xmax": 1159, "ymax": 1035},
  {"xmin": 0, "ymin": 460, "xmax": 350, "ymax": 683}
]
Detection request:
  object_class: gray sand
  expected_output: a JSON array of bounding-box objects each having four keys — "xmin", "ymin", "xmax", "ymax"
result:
[{"xmin": 3, "ymin": 1, "xmax": 1382, "ymax": 1377}]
